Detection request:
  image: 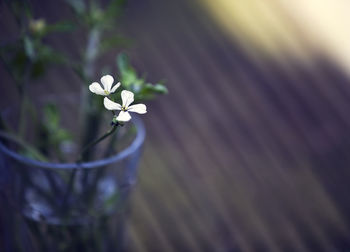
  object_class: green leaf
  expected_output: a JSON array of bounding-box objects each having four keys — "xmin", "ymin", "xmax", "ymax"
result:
[
  {"xmin": 88, "ymin": 5, "xmax": 104, "ymax": 27},
  {"xmin": 116, "ymin": 52, "xmax": 130, "ymax": 73},
  {"xmin": 42, "ymin": 103, "xmax": 72, "ymax": 142},
  {"xmin": 100, "ymin": 35, "xmax": 132, "ymax": 53},
  {"xmin": 152, "ymin": 83, "xmax": 168, "ymax": 94},
  {"xmin": 37, "ymin": 45, "xmax": 66, "ymax": 63},
  {"xmin": 103, "ymin": 0, "xmax": 126, "ymax": 22},
  {"xmin": 10, "ymin": 50, "xmax": 27, "ymax": 79},
  {"xmin": 116, "ymin": 52, "xmax": 168, "ymax": 101},
  {"xmin": 43, "ymin": 103, "xmax": 59, "ymax": 128},
  {"xmin": 38, "ymin": 103, "xmax": 72, "ymax": 159},
  {"xmin": 23, "ymin": 37, "xmax": 35, "ymax": 60},
  {"xmin": 31, "ymin": 61, "xmax": 45, "ymax": 78},
  {"xmin": 30, "ymin": 45, "xmax": 67, "ymax": 78},
  {"xmin": 104, "ymin": 191, "xmax": 120, "ymax": 210},
  {"xmin": 64, "ymin": 0, "xmax": 86, "ymax": 15},
  {"xmin": 5, "ymin": 0, "xmax": 32, "ymax": 23},
  {"xmin": 45, "ymin": 21, "xmax": 75, "ymax": 34}
]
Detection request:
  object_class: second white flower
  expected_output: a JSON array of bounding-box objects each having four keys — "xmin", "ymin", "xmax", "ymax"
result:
[{"xmin": 104, "ymin": 90, "xmax": 147, "ymax": 122}]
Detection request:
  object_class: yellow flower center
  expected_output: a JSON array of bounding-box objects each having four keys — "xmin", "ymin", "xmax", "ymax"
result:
[{"xmin": 104, "ymin": 90, "xmax": 110, "ymax": 95}]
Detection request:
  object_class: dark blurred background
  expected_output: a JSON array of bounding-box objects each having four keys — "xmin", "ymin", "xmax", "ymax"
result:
[{"xmin": 2, "ymin": 0, "xmax": 350, "ymax": 251}]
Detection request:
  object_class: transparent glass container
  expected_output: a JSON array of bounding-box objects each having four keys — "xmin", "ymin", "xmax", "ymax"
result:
[{"xmin": 0, "ymin": 95, "xmax": 145, "ymax": 251}]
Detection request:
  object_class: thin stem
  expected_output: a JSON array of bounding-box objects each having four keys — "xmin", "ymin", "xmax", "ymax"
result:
[
  {"xmin": 0, "ymin": 114, "xmax": 14, "ymax": 133},
  {"xmin": 103, "ymin": 128, "xmax": 118, "ymax": 158},
  {"xmin": 60, "ymin": 123, "xmax": 119, "ymax": 211},
  {"xmin": 83, "ymin": 28, "xmax": 101, "ymax": 80},
  {"xmin": 79, "ymin": 28, "xmax": 102, "ymax": 160},
  {"xmin": 18, "ymin": 95, "xmax": 29, "ymax": 137},
  {"xmin": 18, "ymin": 61, "xmax": 33, "ymax": 138},
  {"xmin": 78, "ymin": 123, "xmax": 119, "ymax": 162},
  {"xmin": 60, "ymin": 169, "xmax": 77, "ymax": 211}
]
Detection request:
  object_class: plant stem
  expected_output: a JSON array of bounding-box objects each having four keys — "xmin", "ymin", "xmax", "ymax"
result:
[
  {"xmin": 103, "ymin": 128, "xmax": 119, "ymax": 158},
  {"xmin": 84, "ymin": 28, "xmax": 101, "ymax": 80},
  {"xmin": 79, "ymin": 28, "xmax": 102, "ymax": 161},
  {"xmin": 60, "ymin": 124, "xmax": 119, "ymax": 211},
  {"xmin": 60, "ymin": 168, "xmax": 77, "ymax": 211},
  {"xmin": 18, "ymin": 95, "xmax": 29, "ymax": 138},
  {"xmin": 0, "ymin": 114, "xmax": 14, "ymax": 133},
  {"xmin": 77, "ymin": 123, "xmax": 119, "ymax": 162},
  {"xmin": 18, "ymin": 61, "xmax": 33, "ymax": 138}
]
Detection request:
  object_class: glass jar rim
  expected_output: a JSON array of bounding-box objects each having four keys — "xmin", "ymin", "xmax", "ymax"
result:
[{"xmin": 0, "ymin": 115, "xmax": 145, "ymax": 170}]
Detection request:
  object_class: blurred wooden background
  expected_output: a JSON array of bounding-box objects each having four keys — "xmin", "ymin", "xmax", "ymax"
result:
[{"xmin": 2, "ymin": 0, "xmax": 350, "ymax": 251}]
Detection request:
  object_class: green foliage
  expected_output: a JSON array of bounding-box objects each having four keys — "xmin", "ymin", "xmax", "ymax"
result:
[
  {"xmin": 65, "ymin": 0, "xmax": 125, "ymax": 30},
  {"xmin": 38, "ymin": 104, "xmax": 72, "ymax": 159},
  {"xmin": 30, "ymin": 20, "xmax": 76, "ymax": 38},
  {"xmin": 0, "ymin": 18, "xmax": 71, "ymax": 89},
  {"xmin": 64, "ymin": 0, "xmax": 86, "ymax": 15},
  {"xmin": 1, "ymin": 0, "xmax": 168, "ymax": 162},
  {"xmin": 4, "ymin": 0, "xmax": 32, "ymax": 24},
  {"xmin": 31, "ymin": 45, "xmax": 67, "ymax": 78},
  {"xmin": 116, "ymin": 53, "xmax": 168, "ymax": 102},
  {"xmin": 100, "ymin": 35, "xmax": 132, "ymax": 54},
  {"xmin": 103, "ymin": 191, "xmax": 120, "ymax": 211},
  {"xmin": 0, "ymin": 37, "xmax": 67, "ymax": 83},
  {"xmin": 1, "ymin": 1, "xmax": 74, "ymax": 87},
  {"xmin": 103, "ymin": 0, "xmax": 126, "ymax": 24},
  {"xmin": 43, "ymin": 104, "xmax": 72, "ymax": 142},
  {"xmin": 23, "ymin": 37, "xmax": 35, "ymax": 60}
]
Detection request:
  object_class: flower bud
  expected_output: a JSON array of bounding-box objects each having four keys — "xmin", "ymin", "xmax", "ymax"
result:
[{"xmin": 29, "ymin": 19, "xmax": 46, "ymax": 35}]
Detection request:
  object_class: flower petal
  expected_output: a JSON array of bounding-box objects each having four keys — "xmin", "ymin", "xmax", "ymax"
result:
[
  {"xmin": 103, "ymin": 97, "xmax": 122, "ymax": 110},
  {"xmin": 128, "ymin": 104, "xmax": 147, "ymax": 114},
  {"xmin": 89, "ymin": 82, "xmax": 105, "ymax": 96},
  {"xmin": 110, "ymin": 82, "xmax": 121, "ymax": 93},
  {"xmin": 101, "ymin": 75, "xmax": 114, "ymax": 92},
  {"xmin": 116, "ymin": 111, "xmax": 131, "ymax": 122},
  {"xmin": 121, "ymin": 90, "xmax": 134, "ymax": 107}
]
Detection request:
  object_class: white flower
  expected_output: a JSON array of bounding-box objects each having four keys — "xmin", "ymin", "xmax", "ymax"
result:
[
  {"xmin": 104, "ymin": 90, "xmax": 147, "ymax": 122},
  {"xmin": 89, "ymin": 75, "xmax": 120, "ymax": 96}
]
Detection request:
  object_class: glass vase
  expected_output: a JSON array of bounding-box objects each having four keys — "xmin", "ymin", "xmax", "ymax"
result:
[{"xmin": 0, "ymin": 95, "xmax": 145, "ymax": 251}]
